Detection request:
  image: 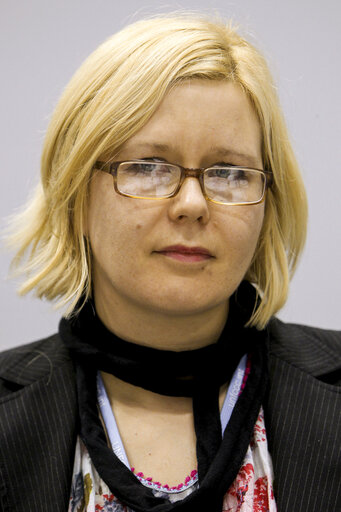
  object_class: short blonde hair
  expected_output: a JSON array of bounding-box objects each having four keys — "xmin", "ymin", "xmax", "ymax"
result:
[{"xmin": 8, "ymin": 14, "xmax": 307, "ymax": 328}]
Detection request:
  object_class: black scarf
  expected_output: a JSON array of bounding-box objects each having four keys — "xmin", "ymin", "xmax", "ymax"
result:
[{"xmin": 60, "ymin": 281, "xmax": 268, "ymax": 512}]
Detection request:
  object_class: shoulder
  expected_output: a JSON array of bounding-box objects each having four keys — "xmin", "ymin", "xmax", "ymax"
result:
[
  {"xmin": 0, "ymin": 333, "xmax": 73, "ymax": 391},
  {"xmin": 267, "ymin": 317, "xmax": 341, "ymax": 378},
  {"xmin": 0, "ymin": 336, "xmax": 77, "ymax": 511}
]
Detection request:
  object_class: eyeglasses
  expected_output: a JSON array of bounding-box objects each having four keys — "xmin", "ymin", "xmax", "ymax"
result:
[{"xmin": 94, "ymin": 160, "xmax": 273, "ymax": 205}]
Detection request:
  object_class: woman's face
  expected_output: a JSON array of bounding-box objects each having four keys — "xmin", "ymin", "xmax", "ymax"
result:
[{"xmin": 87, "ymin": 81, "xmax": 264, "ymax": 317}]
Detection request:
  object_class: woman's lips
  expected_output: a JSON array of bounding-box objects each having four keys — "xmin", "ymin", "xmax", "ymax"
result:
[{"xmin": 155, "ymin": 245, "xmax": 213, "ymax": 263}]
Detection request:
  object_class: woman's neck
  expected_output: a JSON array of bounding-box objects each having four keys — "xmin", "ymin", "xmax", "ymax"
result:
[
  {"xmin": 100, "ymin": 371, "xmax": 228, "ymax": 487},
  {"xmin": 93, "ymin": 289, "xmax": 229, "ymax": 351},
  {"xmin": 101, "ymin": 371, "xmax": 228, "ymax": 412}
]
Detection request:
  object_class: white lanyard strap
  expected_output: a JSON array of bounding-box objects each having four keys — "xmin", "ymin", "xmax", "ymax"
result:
[
  {"xmin": 97, "ymin": 354, "xmax": 248, "ymax": 468},
  {"xmin": 97, "ymin": 373, "xmax": 130, "ymax": 467},
  {"xmin": 220, "ymin": 354, "xmax": 247, "ymax": 434}
]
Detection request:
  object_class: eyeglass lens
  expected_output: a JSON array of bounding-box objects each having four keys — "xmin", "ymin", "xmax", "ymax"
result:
[{"xmin": 116, "ymin": 162, "xmax": 265, "ymax": 203}]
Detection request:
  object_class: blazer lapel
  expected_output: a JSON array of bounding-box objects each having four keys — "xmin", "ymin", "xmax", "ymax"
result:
[
  {"xmin": 0, "ymin": 335, "xmax": 78, "ymax": 512},
  {"xmin": 265, "ymin": 318, "xmax": 341, "ymax": 512}
]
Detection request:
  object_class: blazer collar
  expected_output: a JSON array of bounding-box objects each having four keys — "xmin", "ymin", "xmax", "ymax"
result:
[
  {"xmin": 268, "ymin": 317, "xmax": 341, "ymax": 378},
  {"xmin": 0, "ymin": 333, "xmax": 73, "ymax": 386}
]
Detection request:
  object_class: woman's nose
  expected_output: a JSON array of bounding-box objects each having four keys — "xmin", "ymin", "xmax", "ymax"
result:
[{"xmin": 168, "ymin": 177, "xmax": 210, "ymax": 224}]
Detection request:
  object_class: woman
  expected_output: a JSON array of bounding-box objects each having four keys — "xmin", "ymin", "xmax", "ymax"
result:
[{"xmin": 1, "ymin": 14, "xmax": 340, "ymax": 512}]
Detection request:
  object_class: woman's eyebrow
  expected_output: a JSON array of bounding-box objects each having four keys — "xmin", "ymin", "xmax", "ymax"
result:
[
  {"xmin": 121, "ymin": 141, "xmax": 171, "ymax": 153},
  {"xmin": 121, "ymin": 142, "xmax": 260, "ymax": 167},
  {"xmin": 211, "ymin": 147, "xmax": 261, "ymax": 167}
]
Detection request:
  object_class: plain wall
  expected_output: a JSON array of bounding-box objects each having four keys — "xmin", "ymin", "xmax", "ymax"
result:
[{"xmin": 1, "ymin": 0, "xmax": 340, "ymax": 350}]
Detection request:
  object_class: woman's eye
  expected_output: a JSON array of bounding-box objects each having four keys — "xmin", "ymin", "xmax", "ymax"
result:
[
  {"xmin": 214, "ymin": 168, "xmax": 231, "ymax": 178},
  {"xmin": 137, "ymin": 163, "xmax": 156, "ymax": 173},
  {"xmin": 137, "ymin": 159, "xmax": 168, "ymax": 172},
  {"xmin": 124, "ymin": 161, "xmax": 170, "ymax": 175},
  {"xmin": 223, "ymin": 168, "xmax": 248, "ymax": 179},
  {"xmin": 231, "ymin": 170, "xmax": 248, "ymax": 180}
]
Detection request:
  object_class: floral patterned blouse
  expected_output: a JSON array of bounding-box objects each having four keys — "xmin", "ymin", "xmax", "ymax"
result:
[{"xmin": 69, "ymin": 407, "xmax": 276, "ymax": 511}]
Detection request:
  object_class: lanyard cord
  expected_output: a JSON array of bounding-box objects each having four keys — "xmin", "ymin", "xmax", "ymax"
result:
[{"xmin": 96, "ymin": 354, "xmax": 248, "ymax": 471}]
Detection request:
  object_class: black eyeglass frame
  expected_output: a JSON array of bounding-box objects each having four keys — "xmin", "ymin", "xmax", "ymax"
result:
[{"xmin": 94, "ymin": 160, "xmax": 273, "ymax": 205}]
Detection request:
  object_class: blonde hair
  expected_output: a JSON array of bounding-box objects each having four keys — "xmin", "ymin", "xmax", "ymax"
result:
[{"xmin": 8, "ymin": 14, "xmax": 307, "ymax": 328}]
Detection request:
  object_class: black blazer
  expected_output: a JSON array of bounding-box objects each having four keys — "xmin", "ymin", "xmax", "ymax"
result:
[{"xmin": 0, "ymin": 318, "xmax": 340, "ymax": 512}]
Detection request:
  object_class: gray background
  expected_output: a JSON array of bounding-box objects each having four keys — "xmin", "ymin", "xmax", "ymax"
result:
[{"xmin": 1, "ymin": 0, "xmax": 340, "ymax": 350}]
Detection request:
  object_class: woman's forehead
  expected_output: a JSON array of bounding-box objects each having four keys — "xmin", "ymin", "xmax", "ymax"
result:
[{"xmin": 115, "ymin": 81, "xmax": 262, "ymax": 168}]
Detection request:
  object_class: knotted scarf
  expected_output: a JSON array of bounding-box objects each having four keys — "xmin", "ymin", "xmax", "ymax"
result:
[{"xmin": 60, "ymin": 281, "xmax": 268, "ymax": 512}]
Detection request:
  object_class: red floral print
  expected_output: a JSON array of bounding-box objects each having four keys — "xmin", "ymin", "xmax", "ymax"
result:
[{"xmin": 254, "ymin": 476, "xmax": 270, "ymax": 511}]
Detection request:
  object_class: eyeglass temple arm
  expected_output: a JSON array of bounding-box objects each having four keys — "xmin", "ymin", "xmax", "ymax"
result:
[{"xmin": 94, "ymin": 161, "xmax": 118, "ymax": 174}]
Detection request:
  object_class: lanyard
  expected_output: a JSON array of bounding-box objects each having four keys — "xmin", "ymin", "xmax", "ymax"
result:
[
  {"xmin": 220, "ymin": 353, "xmax": 247, "ymax": 433},
  {"xmin": 97, "ymin": 353, "xmax": 248, "ymax": 468},
  {"xmin": 97, "ymin": 372, "xmax": 130, "ymax": 467}
]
